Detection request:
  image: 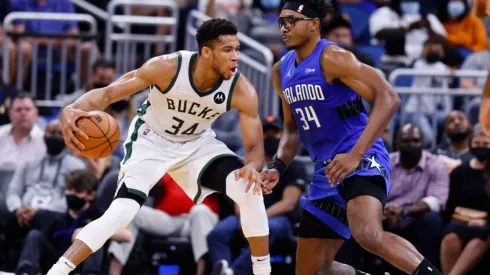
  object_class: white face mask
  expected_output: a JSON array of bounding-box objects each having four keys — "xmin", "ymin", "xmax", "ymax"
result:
[{"xmin": 401, "ymin": 1, "xmax": 420, "ymax": 15}]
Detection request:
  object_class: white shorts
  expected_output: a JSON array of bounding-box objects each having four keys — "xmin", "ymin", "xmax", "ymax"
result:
[{"xmin": 117, "ymin": 116, "xmax": 237, "ymax": 204}]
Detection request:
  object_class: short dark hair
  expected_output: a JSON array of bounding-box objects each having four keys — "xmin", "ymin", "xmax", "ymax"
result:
[
  {"xmin": 196, "ymin": 18, "xmax": 238, "ymax": 55},
  {"xmin": 65, "ymin": 170, "xmax": 98, "ymax": 193},
  {"xmin": 284, "ymin": 0, "xmax": 333, "ymax": 19},
  {"xmin": 92, "ymin": 58, "xmax": 115, "ymax": 73},
  {"xmin": 10, "ymin": 92, "xmax": 35, "ymax": 110},
  {"xmin": 321, "ymin": 15, "xmax": 351, "ymax": 36}
]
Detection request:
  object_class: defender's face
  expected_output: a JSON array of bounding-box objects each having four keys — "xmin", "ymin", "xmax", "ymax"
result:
[
  {"xmin": 210, "ymin": 35, "xmax": 240, "ymax": 80},
  {"xmin": 279, "ymin": 10, "xmax": 313, "ymax": 50}
]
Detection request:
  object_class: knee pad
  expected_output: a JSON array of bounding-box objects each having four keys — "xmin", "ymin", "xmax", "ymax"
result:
[
  {"xmin": 225, "ymin": 172, "xmax": 268, "ymax": 238},
  {"xmin": 76, "ymin": 198, "xmax": 140, "ymax": 252}
]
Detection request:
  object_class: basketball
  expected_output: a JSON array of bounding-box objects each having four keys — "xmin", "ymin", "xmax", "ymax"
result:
[{"xmin": 75, "ymin": 111, "xmax": 120, "ymax": 159}]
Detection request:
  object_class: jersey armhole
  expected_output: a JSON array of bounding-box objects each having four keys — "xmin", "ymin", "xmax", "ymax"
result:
[
  {"xmin": 154, "ymin": 51, "xmax": 182, "ymax": 94},
  {"xmin": 226, "ymin": 71, "xmax": 241, "ymax": 111}
]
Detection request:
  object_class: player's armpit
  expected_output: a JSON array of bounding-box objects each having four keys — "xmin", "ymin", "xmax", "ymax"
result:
[{"xmin": 231, "ymin": 74, "xmax": 265, "ymax": 173}]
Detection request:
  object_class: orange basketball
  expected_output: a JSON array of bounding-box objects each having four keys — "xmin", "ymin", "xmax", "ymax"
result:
[{"xmin": 75, "ymin": 111, "xmax": 120, "ymax": 159}]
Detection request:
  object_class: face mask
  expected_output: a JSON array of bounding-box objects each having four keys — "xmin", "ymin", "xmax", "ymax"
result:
[
  {"xmin": 448, "ymin": 2, "xmax": 466, "ymax": 18},
  {"xmin": 92, "ymin": 82, "xmax": 108, "ymax": 90},
  {"xmin": 110, "ymin": 100, "xmax": 130, "ymax": 112},
  {"xmin": 260, "ymin": 0, "xmax": 281, "ymax": 10},
  {"xmin": 264, "ymin": 137, "xmax": 280, "ymax": 157},
  {"xmin": 425, "ymin": 51, "xmax": 442, "ymax": 64},
  {"xmin": 44, "ymin": 136, "xmax": 66, "ymax": 156},
  {"xmin": 447, "ymin": 131, "xmax": 471, "ymax": 143},
  {"xmin": 66, "ymin": 194, "xmax": 87, "ymax": 211},
  {"xmin": 470, "ymin": 147, "xmax": 490, "ymax": 162},
  {"xmin": 399, "ymin": 144, "xmax": 423, "ymax": 169},
  {"xmin": 401, "ymin": 2, "xmax": 420, "ymax": 15}
]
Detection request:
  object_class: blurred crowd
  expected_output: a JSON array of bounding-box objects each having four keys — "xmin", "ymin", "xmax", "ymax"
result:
[{"xmin": 1, "ymin": 0, "xmax": 490, "ymax": 275}]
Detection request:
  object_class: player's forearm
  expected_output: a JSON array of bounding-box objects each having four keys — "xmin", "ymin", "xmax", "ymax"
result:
[
  {"xmin": 68, "ymin": 88, "xmax": 111, "ymax": 112},
  {"xmin": 351, "ymin": 89, "xmax": 400, "ymax": 157},
  {"xmin": 277, "ymin": 129, "xmax": 301, "ymax": 166},
  {"xmin": 244, "ymin": 142, "xmax": 265, "ymax": 172}
]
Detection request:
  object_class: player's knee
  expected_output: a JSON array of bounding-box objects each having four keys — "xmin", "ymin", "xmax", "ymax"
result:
[
  {"xmin": 225, "ymin": 172, "xmax": 264, "ymax": 207},
  {"xmin": 351, "ymin": 225, "xmax": 383, "ymax": 252}
]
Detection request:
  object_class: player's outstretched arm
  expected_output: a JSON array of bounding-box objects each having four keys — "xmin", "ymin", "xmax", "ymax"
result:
[
  {"xmin": 62, "ymin": 54, "xmax": 179, "ymax": 152},
  {"xmin": 480, "ymin": 68, "xmax": 490, "ymax": 136},
  {"xmin": 321, "ymin": 46, "xmax": 400, "ymax": 185},
  {"xmin": 230, "ymin": 74, "xmax": 265, "ymax": 195}
]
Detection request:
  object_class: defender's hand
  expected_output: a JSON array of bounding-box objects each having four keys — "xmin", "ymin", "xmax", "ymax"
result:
[
  {"xmin": 260, "ymin": 169, "xmax": 280, "ymax": 194},
  {"xmin": 326, "ymin": 152, "xmax": 362, "ymax": 186},
  {"xmin": 61, "ymin": 107, "xmax": 92, "ymax": 152},
  {"xmin": 235, "ymin": 165, "xmax": 262, "ymax": 195}
]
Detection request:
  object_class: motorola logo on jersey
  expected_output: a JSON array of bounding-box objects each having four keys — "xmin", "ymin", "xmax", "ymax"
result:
[
  {"xmin": 214, "ymin": 92, "xmax": 226, "ymax": 104},
  {"xmin": 282, "ymin": 84, "xmax": 325, "ymax": 104}
]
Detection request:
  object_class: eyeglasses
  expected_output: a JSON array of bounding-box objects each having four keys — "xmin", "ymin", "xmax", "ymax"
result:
[{"xmin": 278, "ymin": 16, "xmax": 314, "ymax": 29}]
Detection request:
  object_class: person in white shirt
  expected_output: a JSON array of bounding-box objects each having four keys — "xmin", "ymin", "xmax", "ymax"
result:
[{"xmin": 0, "ymin": 93, "xmax": 45, "ymax": 170}]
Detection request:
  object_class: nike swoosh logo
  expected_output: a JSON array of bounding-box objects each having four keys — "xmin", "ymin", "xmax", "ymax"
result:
[{"xmin": 257, "ymin": 258, "xmax": 269, "ymax": 262}]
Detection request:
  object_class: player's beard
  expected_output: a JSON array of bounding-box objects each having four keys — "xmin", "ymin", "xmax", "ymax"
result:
[{"xmin": 211, "ymin": 54, "xmax": 226, "ymax": 80}]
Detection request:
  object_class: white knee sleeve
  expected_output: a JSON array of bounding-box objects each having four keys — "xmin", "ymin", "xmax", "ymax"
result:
[
  {"xmin": 225, "ymin": 172, "xmax": 269, "ymax": 238},
  {"xmin": 76, "ymin": 198, "xmax": 140, "ymax": 252}
]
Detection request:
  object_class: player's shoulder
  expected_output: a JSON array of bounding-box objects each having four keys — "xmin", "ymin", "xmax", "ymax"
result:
[
  {"xmin": 144, "ymin": 52, "xmax": 182, "ymax": 70},
  {"xmin": 137, "ymin": 51, "xmax": 184, "ymax": 82},
  {"xmin": 321, "ymin": 45, "xmax": 360, "ymax": 73},
  {"xmin": 232, "ymin": 72, "xmax": 255, "ymax": 97}
]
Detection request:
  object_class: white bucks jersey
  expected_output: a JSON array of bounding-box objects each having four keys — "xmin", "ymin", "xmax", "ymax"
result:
[{"xmin": 139, "ymin": 51, "xmax": 241, "ymax": 142}]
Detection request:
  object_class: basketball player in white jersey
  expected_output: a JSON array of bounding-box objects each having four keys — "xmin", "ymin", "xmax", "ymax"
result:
[{"xmin": 47, "ymin": 19, "xmax": 271, "ymax": 275}]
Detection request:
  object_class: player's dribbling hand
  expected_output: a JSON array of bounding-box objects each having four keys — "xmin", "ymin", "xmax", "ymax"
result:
[
  {"xmin": 60, "ymin": 107, "xmax": 92, "ymax": 152},
  {"xmin": 326, "ymin": 152, "xmax": 362, "ymax": 186},
  {"xmin": 235, "ymin": 165, "xmax": 263, "ymax": 195},
  {"xmin": 260, "ymin": 168, "xmax": 280, "ymax": 194}
]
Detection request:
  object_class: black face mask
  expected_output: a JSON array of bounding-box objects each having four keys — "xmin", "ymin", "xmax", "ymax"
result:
[
  {"xmin": 92, "ymin": 82, "xmax": 108, "ymax": 90},
  {"xmin": 44, "ymin": 136, "xmax": 66, "ymax": 156},
  {"xmin": 110, "ymin": 100, "xmax": 130, "ymax": 112},
  {"xmin": 447, "ymin": 131, "xmax": 471, "ymax": 143},
  {"xmin": 426, "ymin": 51, "xmax": 442, "ymax": 64},
  {"xmin": 470, "ymin": 147, "xmax": 490, "ymax": 162},
  {"xmin": 399, "ymin": 144, "xmax": 423, "ymax": 169},
  {"xmin": 66, "ymin": 194, "xmax": 87, "ymax": 211},
  {"xmin": 264, "ymin": 137, "xmax": 280, "ymax": 157}
]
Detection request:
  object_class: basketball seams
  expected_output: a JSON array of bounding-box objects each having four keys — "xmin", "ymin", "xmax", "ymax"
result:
[
  {"xmin": 87, "ymin": 114, "xmax": 112, "ymax": 151},
  {"xmin": 102, "ymin": 112, "xmax": 114, "ymax": 153}
]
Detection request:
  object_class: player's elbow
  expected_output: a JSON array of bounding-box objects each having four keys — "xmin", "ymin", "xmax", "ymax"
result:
[{"xmin": 386, "ymin": 88, "xmax": 401, "ymax": 111}]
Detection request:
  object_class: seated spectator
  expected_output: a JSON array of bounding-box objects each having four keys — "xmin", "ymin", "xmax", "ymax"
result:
[
  {"xmin": 369, "ymin": 0, "xmax": 447, "ymax": 63},
  {"xmin": 440, "ymin": 124, "xmax": 490, "ymax": 275},
  {"xmin": 10, "ymin": 0, "xmax": 100, "ymax": 87},
  {"xmin": 404, "ymin": 38, "xmax": 452, "ymax": 147},
  {"xmin": 15, "ymin": 169, "xmax": 131, "ymax": 275},
  {"xmin": 208, "ymin": 116, "xmax": 306, "ymax": 275},
  {"xmin": 321, "ymin": 15, "xmax": 376, "ymax": 67},
  {"xmin": 437, "ymin": 0, "xmax": 488, "ymax": 53},
  {"xmin": 3, "ymin": 120, "xmax": 85, "ymax": 238},
  {"xmin": 0, "ymin": 93, "xmax": 45, "ymax": 170},
  {"xmin": 384, "ymin": 123, "xmax": 448, "ymax": 267},
  {"xmin": 108, "ymin": 173, "xmax": 220, "ymax": 275},
  {"xmin": 434, "ymin": 111, "xmax": 473, "ymax": 168}
]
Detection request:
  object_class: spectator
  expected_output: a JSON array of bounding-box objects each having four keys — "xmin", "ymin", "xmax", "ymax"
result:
[
  {"xmin": 11, "ymin": 0, "xmax": 100, "ymax": 87},
  {"xmin": 437, "ymin": 0, "xmax": 488, "ymax": 53},
  {"xmin": 208, "ymin": 116, "xmax": 306, "ymax": 275},
  {"xmin": 0, "ymin": 93, "xmax": 45, "ymax": 170},
  {"xmin": 434, "ymin": 111, "xmax": 473, "ymax": 165},
  {"xmin": 384, "ymin": 123, "xmax": 449, "ymax": 267},
  {"xmin": 0, "ymin": 61, "xmax": 21, "ymax": 126},
  {"xmin": 321, "ymin": 15, "xmax": 376, "ymax": 67},
  {"xmin": 3, "ymin": 120, "xmax": 85, "ymax": 239},
  {"xmin": 15, "ymin": 169, "xmax": 131, "ymax": 275},
  {"xmin": 440, "ymin": 124, "xmax": 490, "ymax": 275},
  {"xmin": 369, "ymin": 0, "xmax": 447, "ymax": 62},
  {"xmin": 199, "ymin": 0, "xmax": 253, "ymax": 33},
  {"xmin": 404, "ymin": 38, "xmax": 452, "ymax": 146},
  {"xmin": 108, "ymin": 174, "xmax": 220, "ymax": 275}
]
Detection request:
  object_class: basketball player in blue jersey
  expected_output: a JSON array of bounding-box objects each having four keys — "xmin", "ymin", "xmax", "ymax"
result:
[{"xmin": 260, "ymin": 0, "xmax": 442, "ymax": 274}]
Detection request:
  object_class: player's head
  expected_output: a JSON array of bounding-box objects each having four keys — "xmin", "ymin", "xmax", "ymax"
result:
[
  {"xmin": 65, "ymin": 170, "xmax": 97, "ymax": 212},
  {"xmin": 196, "ymin": 18, "xmax": 239, "ymax": 80},
  {"xmin": 279, "ymin": 0, "xmax": 333, "ymax": 50}
]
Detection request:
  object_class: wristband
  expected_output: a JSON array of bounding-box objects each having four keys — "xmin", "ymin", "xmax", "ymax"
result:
[{"xmin": 268, "ymin": 155, "xmax": 287, "ymax": 176}]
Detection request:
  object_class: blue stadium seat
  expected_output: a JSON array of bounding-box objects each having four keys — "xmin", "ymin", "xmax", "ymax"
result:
[
  {"xmin": 340, "ymin": 4, "xmax": 371, "ymax": 44},
  {"xmin": 355, "ymin": 45, "xmax": 386, "ymax": 67}
]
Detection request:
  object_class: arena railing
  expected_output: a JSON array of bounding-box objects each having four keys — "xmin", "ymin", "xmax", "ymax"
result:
[
  {"xmin": 2, "ymin": 12, "xmax": 98, "ymax": 107},
  {"xmin": 184, "ymin": 10, "xmax": 278, "ymax": 117},
  {"xmin": 388, "ymin": 68, "xmax": 485, "ymax": 148},
  {"xmin": 105, "ymin": 0, "xmax": 179, "ymax": 75}
]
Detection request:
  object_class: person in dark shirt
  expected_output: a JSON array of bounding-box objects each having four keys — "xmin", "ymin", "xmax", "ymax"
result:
[
  {"xmin": 15, "ymin": 169, "xmax": 131, "ymax": 275},
  {"xmin": 208, "ymin": 116, "xmax": 307, "ymax": 275},
  {"xmin": 440, "ymin": 124, "xmax": 490, "ymax": 275}
]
